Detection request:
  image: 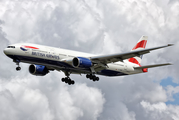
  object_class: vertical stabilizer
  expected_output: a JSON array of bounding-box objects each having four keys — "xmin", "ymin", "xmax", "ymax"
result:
[{"xmin": 128, "ymin": 36, "xmax": 148, "ymax": 66}]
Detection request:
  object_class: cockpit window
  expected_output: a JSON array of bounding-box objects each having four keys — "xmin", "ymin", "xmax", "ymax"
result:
[{"xmin": 7, "ymin": 46, "xmax": 15, "ymax": 48}]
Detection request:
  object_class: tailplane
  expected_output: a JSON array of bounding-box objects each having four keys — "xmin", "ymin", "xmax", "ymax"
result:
[
  {"xmin": 134, "ymin": 63, "xmax": 172, "ymax": 69},
  {"xmin": 134, "ymin": 63, "xmax": 172, "ymax": 72}
]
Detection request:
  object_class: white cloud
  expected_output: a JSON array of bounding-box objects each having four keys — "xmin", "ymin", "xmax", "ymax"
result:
[
  {"xmin": 141, "ymin": 101, "xmax": 179, "ymax": 120},
  {"xmin": 141, "ymin": 101, "xmax": 167, "ymax": 112},
  {"xmin": 0, "ymin": 74, "xmax": 105, "ymax": 120},
  {"xmin": 166, "ymin": 85, "xmax": 179, "ymax": 102},
  {"xmin": 0, "ymin": 78, "xmax": 54, "ymax": 120},
  {"xmin": 0, "ymin": 0, "xmax": 179, "ymax": 120}
]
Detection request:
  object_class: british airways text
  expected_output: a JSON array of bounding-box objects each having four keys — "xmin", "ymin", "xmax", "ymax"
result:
[{"xmin": 32, "ymin": 52, "xmax": 60, "ymax": 60}]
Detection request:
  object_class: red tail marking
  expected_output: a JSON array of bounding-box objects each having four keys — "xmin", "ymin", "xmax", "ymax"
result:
[
  {"xmin": 128, "ymin": 57, "xmax": 141, "ymax": 66},
  {"xmin": 129, "ymin": 58, "xmax": 148, "ymax": 72},
  {"xmin": 24, "ymin": 46, "xmax": 39, "ymax": 49},
  {"xmin": 132, "ymin": 40, "xmax": 147, "ymax": 50}
]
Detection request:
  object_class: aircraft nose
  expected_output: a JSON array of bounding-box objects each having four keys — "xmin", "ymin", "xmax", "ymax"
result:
[
  {"xmin": 4, "ymin": 48, "xmax": 7, "ymax": 54},
  {"xmin": 3, "ymin": 48, "xmax": 9, "ymax": 55}
]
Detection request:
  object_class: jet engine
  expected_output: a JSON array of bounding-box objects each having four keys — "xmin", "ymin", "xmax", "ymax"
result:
[
  {"xmin": 29, "ymin": 64, "xmax": 49, "ymax": 76},
  {"xmin": 72, "ymin": 57, "xmax": 92, "ymax": 68}
]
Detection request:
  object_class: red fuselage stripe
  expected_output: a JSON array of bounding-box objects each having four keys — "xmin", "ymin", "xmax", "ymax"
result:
[{"xmin": 24, "ymin": 46, "xmax": 39, "ymax": 49}]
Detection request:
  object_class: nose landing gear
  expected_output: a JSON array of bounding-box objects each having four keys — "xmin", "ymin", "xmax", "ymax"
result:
[
  {"xmin": 13, "ymin": 59, "xmax": 21, "ymax": 71},
  {"xmin": 16, "ymin": 66, "xmax": 21, "ymax": 71}
]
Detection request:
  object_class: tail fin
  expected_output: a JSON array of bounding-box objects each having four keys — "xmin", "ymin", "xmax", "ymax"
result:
[{"xmin": 128, "ymin": 36, "xmax": 148, "ymax": 66}]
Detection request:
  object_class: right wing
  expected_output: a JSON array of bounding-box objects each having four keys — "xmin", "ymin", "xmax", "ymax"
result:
[{"xmin": 90, "ymin": 44, "xmax": 173, "ymax": 65}]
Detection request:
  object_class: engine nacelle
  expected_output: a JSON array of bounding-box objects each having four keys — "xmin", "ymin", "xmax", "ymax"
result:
[
  {"xmin": 29, "ymin": 64, "xmax": 49, "ymax": 76},
  {"xmin": 72, "ymin": 57, "xmax": 92, "ymax": 68}
]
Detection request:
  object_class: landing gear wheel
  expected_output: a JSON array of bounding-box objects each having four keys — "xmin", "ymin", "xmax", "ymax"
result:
[
  {"xmin": 86, "ymin": 74, "xmax": 90, "ymax": 78},
  {"xmin": 96, "ymin": 77, "xmax": 99, "ymax": 81},
  {"xmin": 86, "ymin": 74, "xmax": 100, "ymax": 82},
  {"xmin": 16, "ymin": 67, "xmax": 21, "ymax": 71},
  {"xmin": 62, "ymin": 77, "xmax": 75, "ymax": 85},
  {"xmin": 64, "ymin": 78, "xmax": 69, "ymax": 83},
  {"xmin": 71, "ymin": 80, "xmax": 75, "ymax": 85},
  {"xmin": 61, "ymin": 78, "xmax": 65, "ymax": 82},
  {"xmin": 68, "ymin": 79, "xmax": 75, "ymax": 85}
]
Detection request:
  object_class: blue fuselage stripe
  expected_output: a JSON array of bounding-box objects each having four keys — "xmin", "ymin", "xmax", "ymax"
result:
[{"xmin": 7, "ymin": 55, "xmax": 127, "ymax": 76}]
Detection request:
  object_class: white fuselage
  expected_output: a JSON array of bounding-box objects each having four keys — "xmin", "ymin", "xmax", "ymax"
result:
[{"xmin": 4, "ymin": 43, "xmax": 143, "ymax": 76}]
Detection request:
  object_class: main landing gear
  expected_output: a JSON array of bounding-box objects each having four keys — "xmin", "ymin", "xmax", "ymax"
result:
[
  {"xmin": 61, "ymin": 71, "xmax": 75, "ymax": 85},
  {"xmin": 14, "ymin": 59, "xmax": 21, "ymax": 71},
  {"xmin": 61, "ymin": 77, "xmax": 75, "ymax": 85},
  {"xmin": 61, "ymin": 74, "xmax": 99, "ymax": 85},
  {"xmin": 86, "ymin": 74, "xmax": 99, "ymax": 82}
]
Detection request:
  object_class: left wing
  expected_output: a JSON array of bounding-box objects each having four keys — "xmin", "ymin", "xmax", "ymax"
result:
[{"xmin": 90, "ymin": 44, "xmax": 173, "ymax": 64}]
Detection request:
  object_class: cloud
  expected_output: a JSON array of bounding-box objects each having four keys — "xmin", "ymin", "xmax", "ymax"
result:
[
  {"xmin": 0, "ymin": 78, "xmax": 54, "ymax": 120},
  {"xmin": 0, "ymin": 74, "xmax": 105, "ymax": 120},
  {"xmin": 0, "ymin": 0, "xmax": 179, "ymax": 120},
  {"xmin": 141, "ymin": 101, "xmax": 179, "ymax": 120},
  {"xmin": 165, "ymin": 85, "xmax": 179, "ymax": 102}
]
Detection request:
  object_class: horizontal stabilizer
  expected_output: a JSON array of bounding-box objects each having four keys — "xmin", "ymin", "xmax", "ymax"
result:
[{"xmin": 134, "ymin": 63, "xmax": 172, "ymax": 69}]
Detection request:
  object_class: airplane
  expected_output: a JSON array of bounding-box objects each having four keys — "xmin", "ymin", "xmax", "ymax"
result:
[{"xmin": 3, "ymin": 36, "xmax": 173, "ymax": 85}]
